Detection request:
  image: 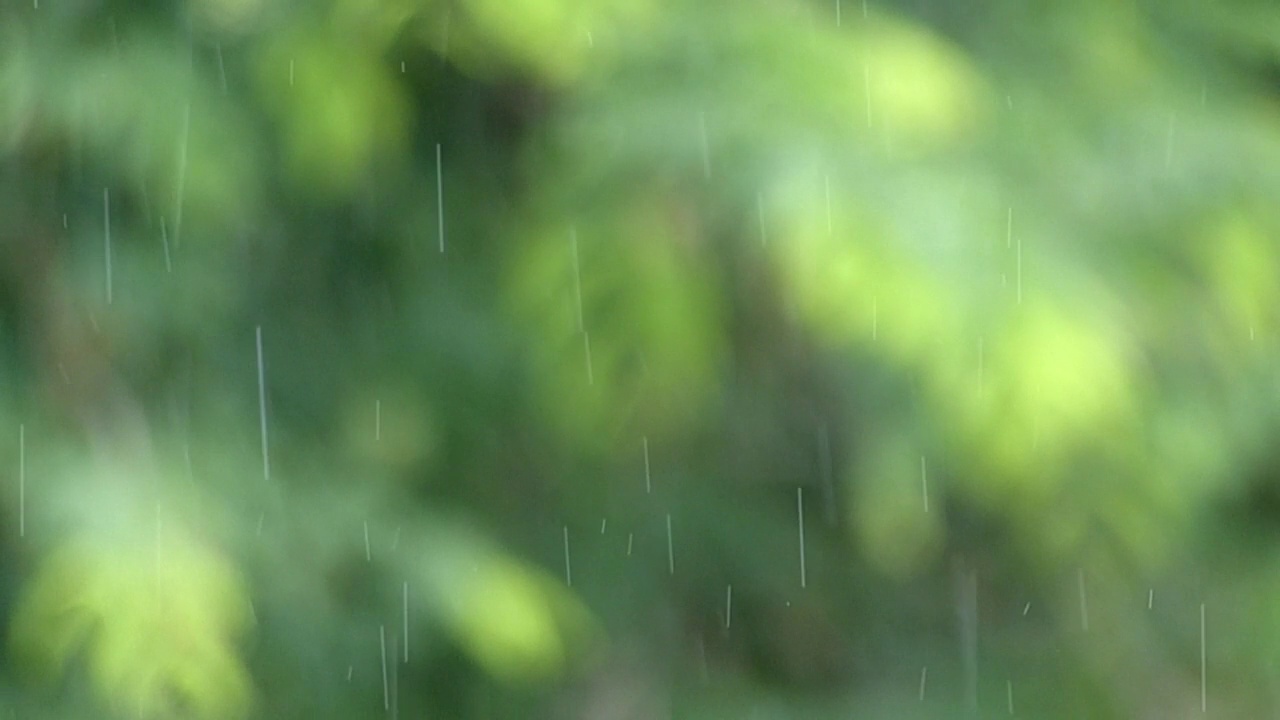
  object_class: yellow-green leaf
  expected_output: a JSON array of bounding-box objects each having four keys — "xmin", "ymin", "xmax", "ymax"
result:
[
  {"xmin": 253, "ymin": 29, "xmax": 409, "ymax": 195},
  {"xmin": 11, "ymin": 530, "xmax": 253, "ymax": 720},
  {"xmin": 508, "ymin": 197, "xmax": 725, "ymax": 449}
]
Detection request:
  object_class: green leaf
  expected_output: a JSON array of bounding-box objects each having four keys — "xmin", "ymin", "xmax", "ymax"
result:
[{"xmin": 12, "ymin": 529, "xmax": 253, "ymax": 720}]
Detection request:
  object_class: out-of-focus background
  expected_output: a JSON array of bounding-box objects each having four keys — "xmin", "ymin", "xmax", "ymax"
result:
[{"xmin": 3, "ymin": 0, "xmax": 1280, "ymax": 717}]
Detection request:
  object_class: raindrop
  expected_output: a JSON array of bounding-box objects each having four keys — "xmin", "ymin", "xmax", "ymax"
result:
[
  {"xmin": 436, "ymin": 144, "xmax": 445, "ymax": 253},
  {"xmin": 643, "ymin": 437, "xmax": 652, "ymax": 493},
  {"xmin": 256, "ymin": 326, "xmax": 270, "ymax": 482},
  {"xmin": 697, "ymin": 111, "xmax": 711, "ymax": 179},
  {"xmin": 563, "ymin": 525, "xmax": 572, "ymax": 586},
  {"xmin": 18, "ymin": 425, "xmax": 24, "ymax": 539},
  {"xmin": 389, "ymin": 635, "xmax": 400, "ymax": 717},
  {"xmin": 379, "ymin": 625, "xmax": 389, "ymax": 710},
  {"xmin": 570, "ymin": 226, "xmax": 584, "ymax": 332},
  {"xmin": 1078, "ymin": 568, "xmax": 1088, "ymax": 631},
  {"xmin": 173, "ymin": 104, "xmax": 190, "ymax": 248},
  {"xmin": 440, "ymin": 9, "xmax": 452, "ymax": 59},
  {"xmin": 666, "ymin": 514, "xmax": 674, "ymax": 575},
  {"xmin": 215, "ymin": 43, "xmax": 228, "ymax": 93},
  {"xmin": 1201, "ymin": 603, "xmax": 1207, "ymax": 713},
  {"xmin": 160, "ymin": 216, "xmax": 172, "ymax": 272},
  {"xmin": 103, "ymin": 188, "xmax": 112, "ymax": 304},
  {"xmin": 1016, "ymin": 224, "xmax": 1022, "ymax": 304},
  {"xmin": 797, "ymin": 488, "xmax": 807, "ymax": 587},
  {"xmin": 921, "ymin": 457, "xmax": 928, "ymax": 513}
]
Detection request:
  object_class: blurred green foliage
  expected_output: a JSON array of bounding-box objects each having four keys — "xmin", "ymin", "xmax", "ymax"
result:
[{"xmin": 4, "ymin": 0, "xmax": 1280, "ymax": 717}]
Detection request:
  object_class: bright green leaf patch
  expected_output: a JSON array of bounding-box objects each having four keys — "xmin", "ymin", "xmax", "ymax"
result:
[
  {"xmin": 411, "ymin": 525, "xmax": 601, "ymax": 684},
  {"xmin": 12, "ymin": 531, "xmax": 253, "ymax": 720},
  {"xmin": 1200, "ymin": 211, "xmax": 1280, "ymax": 347},
  {"xmin": 424, "ymin": 0, "xmax": 657, "ymax": 85},
  {"xmin": 253, "ymin": 28, "xmax": 409, "ymax": 196},
  {"xmin": 860, "ymin": 14, "xmax": 992, "ymax": 151},
  {"xmin": 507, "ymin": 194, "xmax": 726, "ymax": 451}
]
